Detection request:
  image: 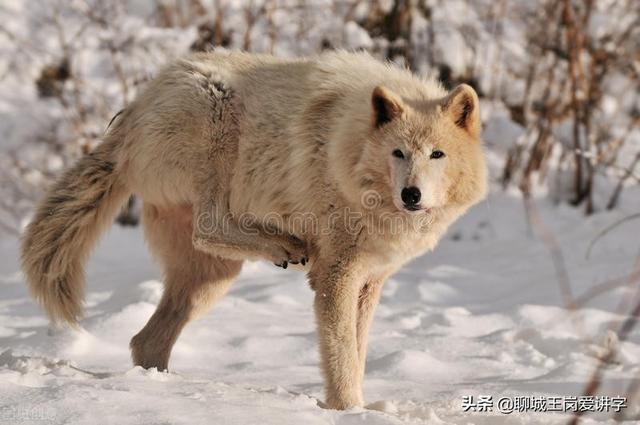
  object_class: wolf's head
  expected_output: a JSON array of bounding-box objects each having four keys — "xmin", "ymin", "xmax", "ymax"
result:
[{"xmin": 352, "ymin": 83, "xmax": 487, "ymax": 218}]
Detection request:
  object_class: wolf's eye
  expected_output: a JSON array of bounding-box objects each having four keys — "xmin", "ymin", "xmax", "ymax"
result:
[
  {"xmin": 430, "ymin": 150, "xmax": 445, "ymax": 159},
  {"xmin": 392, "ymin": 149, "xmax": 405, "ymax": 159}
]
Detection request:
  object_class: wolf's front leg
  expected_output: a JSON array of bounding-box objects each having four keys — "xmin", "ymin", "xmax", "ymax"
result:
[
  {"xmin": 310, "ymin": 255, "xmax": 365, "ymax": 409},
  {"xmin": 356, "ymin": 278, "xmax": 385, "ymax": 383},
  {"xmin": 192, "ymin": 198, "xmax": 307, "ymax": 266}
]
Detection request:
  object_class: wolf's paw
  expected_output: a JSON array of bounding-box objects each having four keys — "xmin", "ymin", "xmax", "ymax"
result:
[
  {"xmin": 324, "ymin": 392, "xmax": 365, "ymax": 410},
  {"xmin": 271, "ymin": 235, "xmax": 308, "ymax": 269}
]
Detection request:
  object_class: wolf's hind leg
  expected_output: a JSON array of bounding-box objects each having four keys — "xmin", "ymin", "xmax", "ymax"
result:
[{"xmin": 130, "ymin": 204, "xmax": 242, "ymax": 371}]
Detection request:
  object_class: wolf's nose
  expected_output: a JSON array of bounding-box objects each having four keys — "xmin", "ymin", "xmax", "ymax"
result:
[{"xmin": 401, "ymin": 186, "xmax": 421, "ymax": 206}]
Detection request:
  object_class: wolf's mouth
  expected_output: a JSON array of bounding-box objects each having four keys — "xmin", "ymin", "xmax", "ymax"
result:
[
  {"xmin": 403, "ymin": 205, "xmax": 432, "ymax": 215},
  {"xmin": 393, "ymin": 198, "xmax": 431, "ymax": 214}
]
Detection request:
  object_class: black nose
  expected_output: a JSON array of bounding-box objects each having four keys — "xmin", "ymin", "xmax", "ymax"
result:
[{"xmin": 401, "ymin": 186, "xmax": 421, "ymax": 206}]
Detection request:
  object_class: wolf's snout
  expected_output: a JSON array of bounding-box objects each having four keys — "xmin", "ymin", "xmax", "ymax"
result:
[{"xmin": 401, "ymin": 186, "xmax": 421, "ymax": 209}]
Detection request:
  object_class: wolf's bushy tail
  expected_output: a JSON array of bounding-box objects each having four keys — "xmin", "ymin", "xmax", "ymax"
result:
[{"xmin": 21, "ymin": 125, "xmax": 130, "ymax": 325}]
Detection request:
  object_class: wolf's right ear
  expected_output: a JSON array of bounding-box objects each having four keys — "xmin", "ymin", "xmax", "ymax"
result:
[
  {"xmin": 441, "ymin": 84, "xmax": 480, "ymax": 138},
  {"xmin": 371, "ymin": 86, "xmax": 404, "ymax": 128}
]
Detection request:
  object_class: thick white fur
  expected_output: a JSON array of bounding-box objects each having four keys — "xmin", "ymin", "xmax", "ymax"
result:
[{"xmin": 21, "ymin": 50, "xmax": 487, "ymax": 409}]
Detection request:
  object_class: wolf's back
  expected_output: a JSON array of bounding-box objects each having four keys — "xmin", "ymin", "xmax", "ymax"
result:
[{"xmin": 20, "ymin": 122, "xmax": 130, "ymax": 325}]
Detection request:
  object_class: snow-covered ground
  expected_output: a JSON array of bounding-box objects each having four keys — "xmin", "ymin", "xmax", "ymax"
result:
[{"xmin": 1, "ymin": 187, "xmax": 639, "ymax": 424}]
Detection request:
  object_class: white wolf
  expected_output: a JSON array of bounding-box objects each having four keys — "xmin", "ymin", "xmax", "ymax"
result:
[{"xmin": 21, "ymin": 50, "xmax": 487, "ymax": 409}]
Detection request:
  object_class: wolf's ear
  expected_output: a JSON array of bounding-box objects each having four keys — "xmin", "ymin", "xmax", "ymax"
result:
[
  {"xmin": 371, "ymin": 86, "xmax": 404, "ymax": 128},
  {"xmin": 441, "ymin": 84, "xmax": 480, "ymax": 137}
]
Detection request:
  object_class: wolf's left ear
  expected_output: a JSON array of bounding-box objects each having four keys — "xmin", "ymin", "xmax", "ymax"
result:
[
  {"xmin": 441, "ymin": 84, "xmax": 480, "ymax": 138},
  {"xmin": 371, "ymin": 86, "xmax": 404, "ymax": 128}
]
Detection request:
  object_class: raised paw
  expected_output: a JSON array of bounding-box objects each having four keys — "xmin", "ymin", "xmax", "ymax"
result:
[
  {"xmin": 274, "ymin": 260, "xmax": 289, "ymax": 269},
  {"xmin": 271, "ymin": 235, "xmax": 308, "ymax": 269},
  {"xmin": 282, "ymin": 235, "xmax": 308, "ymax": 264}
]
